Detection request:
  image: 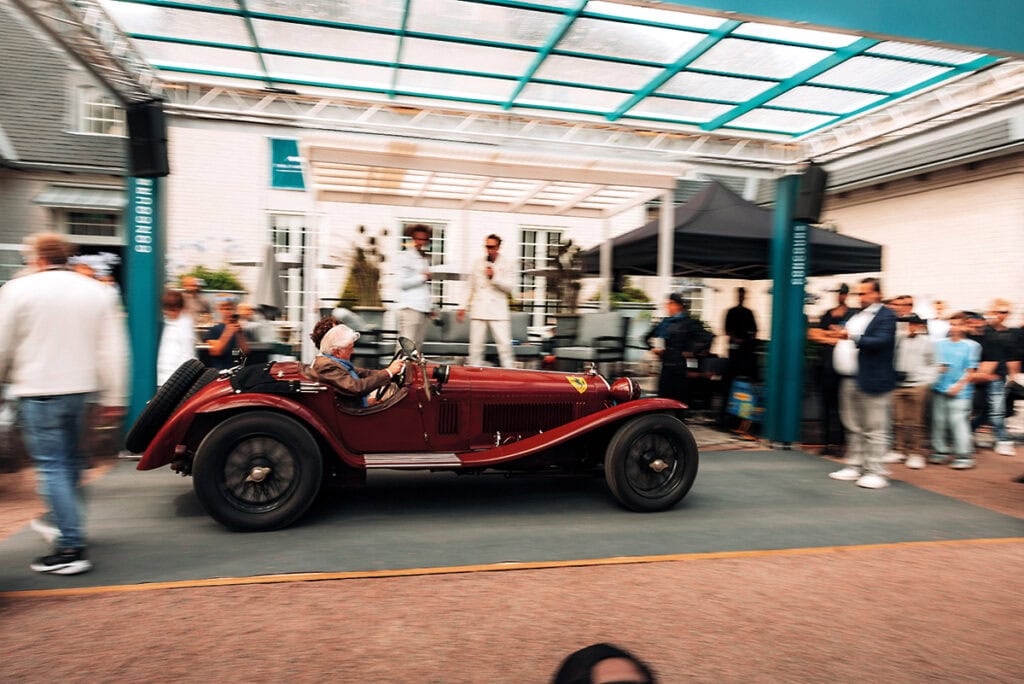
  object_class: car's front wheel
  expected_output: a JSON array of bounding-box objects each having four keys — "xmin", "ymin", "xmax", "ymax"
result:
[
  {"xmin": 604, "ymin": 414, "xmax": 698, "ymax": 512},
  {"xmin": 192, "ymin": 411, "xmax": 322, "ymax": 531}
]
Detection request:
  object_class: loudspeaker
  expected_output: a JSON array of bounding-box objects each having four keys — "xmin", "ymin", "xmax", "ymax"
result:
[
  {"xmin": 793, "ymin": 162, "xmax": 827, "ymax": 223},
  {"xmin": 126, "ymin": 100, "xmax": 169, "ymax": 178}
]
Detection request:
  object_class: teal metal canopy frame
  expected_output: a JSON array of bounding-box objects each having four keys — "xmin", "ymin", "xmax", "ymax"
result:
[{"xmin": 100, "ymin": 0, "xmax": 1002, "ymax": 139}]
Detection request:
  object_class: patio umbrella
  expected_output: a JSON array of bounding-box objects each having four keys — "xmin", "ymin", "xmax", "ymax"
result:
[{"xmin": 253, "ymin": 243, "xmax": 286, "ymax": 320}]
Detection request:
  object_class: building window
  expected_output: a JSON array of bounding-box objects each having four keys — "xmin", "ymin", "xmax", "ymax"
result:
[
  {"xmin": 75, "ymin": 85, "xmax": 125, "ymax": 136},
  {"xmin": 67, "ymin": 211, "xmax": 119, "ymax": 238},
  {"xmin": 0, "ymin": 244, "xmax": 26, "ymax": 285},
  {"xmin": 518, "ymin": 226, "xmax": 563, "ymax": 317},
  {"xmin": 399, "ymin": 220, "xmax": 447, "ymax": 306},
  {"xmin": 670, "ymin": 277, "xmax": 707, "ymax": 321},
  {"xmin": 269, "ymin": 213, "xmax": 308, "ymax": 323}
]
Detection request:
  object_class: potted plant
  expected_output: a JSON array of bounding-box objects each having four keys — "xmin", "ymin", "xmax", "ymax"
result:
[{"xmin": 338, "ymin": 225, "xmax": 387, "ymax": 328}]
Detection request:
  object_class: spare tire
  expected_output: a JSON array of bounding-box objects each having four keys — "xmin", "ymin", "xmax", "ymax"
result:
[
  {"xmin": 179, "ymin": 367, "xmax": 220, "ymax": 407},
  {"xmin": 124, "ymin": 359, "xmax": 206, "ymax": 454}
]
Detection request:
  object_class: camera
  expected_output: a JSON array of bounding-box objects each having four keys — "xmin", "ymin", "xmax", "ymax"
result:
[{"xmin": 229, "ymin": 313, "xmax": 239, "ymax": 323}]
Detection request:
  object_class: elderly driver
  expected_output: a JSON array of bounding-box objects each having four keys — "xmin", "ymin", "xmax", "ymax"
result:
[{"xmin": 306, "ymin": 324, "xmax": 405, "ymax": 407}]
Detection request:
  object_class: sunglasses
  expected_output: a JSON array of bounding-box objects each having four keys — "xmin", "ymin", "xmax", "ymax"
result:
[{"xmin": 485, "ymin": 244, "xmax": 500, "ymax": 249}]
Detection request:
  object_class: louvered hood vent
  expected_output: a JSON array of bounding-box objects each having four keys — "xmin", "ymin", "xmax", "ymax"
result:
[{"xmin": 483, "ymin": 403, "xmax": 573, "ymax": 434}]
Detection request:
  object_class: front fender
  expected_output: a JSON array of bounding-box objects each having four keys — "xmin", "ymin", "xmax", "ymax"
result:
[
  {"xmin": 457, "ymin": 397, "xmax": 687, "ymax": 467},
  {"xmin": 136, "ymin": 393, "xmax": 359, "ymax": 470}
]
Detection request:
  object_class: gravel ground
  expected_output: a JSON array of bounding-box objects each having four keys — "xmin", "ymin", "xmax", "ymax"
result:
[{"xmin": 1, "ymin": 431, "xmax": 1021, "ymax": 682}]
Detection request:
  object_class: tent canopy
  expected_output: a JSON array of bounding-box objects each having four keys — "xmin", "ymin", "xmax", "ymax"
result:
[{"xmin": 580, "ymin": 181, "xmax": 881, "ymax": 280}]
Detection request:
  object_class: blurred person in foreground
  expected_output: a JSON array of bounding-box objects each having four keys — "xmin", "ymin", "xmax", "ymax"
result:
[
  {"xmin": 304, "ymin": 324, "xmax": 404, "ymax": 408},
  {"xmin": 931, "ymin": 311, "xmax": 982, "ymax": 469},
  {"xmin": 823, "ymin": 277, "xmax": 898, "ymax": 489},
  {"xmin": 236, "ymin": 301, "xmax": 276, "ymax": 343},
  {"xmin": 553, "ymin": 643, "xmax": 656, "ymax": 684},
  {"xmin": 0, "ymin": 233, "xmax": 127, "ymax": 575},
  {"xmin": 157, "ymin": 289, "xmax": 197, "ymax": 385}
]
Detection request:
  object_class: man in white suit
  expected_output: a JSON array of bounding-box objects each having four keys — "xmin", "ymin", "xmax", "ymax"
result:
[{"xmin": 458, "ymin": 234, "xmax": 515, "ymax": 367}]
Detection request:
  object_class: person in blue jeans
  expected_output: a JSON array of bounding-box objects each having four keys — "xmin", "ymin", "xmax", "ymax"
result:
[
  {"xmin": 932, "ymin": 312, "xmax": 982, "ymax": 469},
  {"xmin": 0, "ymin": 233, "xmax": 127, "ymax": 575}
]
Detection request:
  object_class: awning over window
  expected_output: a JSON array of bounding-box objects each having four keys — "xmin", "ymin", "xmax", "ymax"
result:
[{"xmin": 33, "ymin": 186, "xmax": 125, "ymax": 211}]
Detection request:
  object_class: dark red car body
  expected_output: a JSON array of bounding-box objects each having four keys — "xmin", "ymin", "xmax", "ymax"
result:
[{"xmin": 132, "ymin": 350, "xmax": 699, "ymax": 531}]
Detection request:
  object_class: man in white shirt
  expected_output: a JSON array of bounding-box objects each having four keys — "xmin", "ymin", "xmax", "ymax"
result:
[
  {"xmin": 458, "ymin": 234, "xmax": 515, "ymax": 368},
  {"xmin": 394, "ymin": 224, "xmax": 433, "ymax": 350},
  {"xmin": 0, "ymin": 233, "xmax": 127, "ymax": 575}
]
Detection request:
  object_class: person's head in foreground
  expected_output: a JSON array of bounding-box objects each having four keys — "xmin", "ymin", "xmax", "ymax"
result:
[{"xmin": 552, "ymin": 643, "xmax": 656, "ymax": 684}]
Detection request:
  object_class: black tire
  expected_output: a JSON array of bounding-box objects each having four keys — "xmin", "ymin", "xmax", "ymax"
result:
[
  {"xmin": 124, "ymin": 359, "xmax": 206, "ymax": 453},
  {"xmin": 604, "ymin": 414, "xmax": 698, "ymax": 512},
  {"xmin": 180, "ymin": 367, "xmax": 220, "ymax": 406},
  {"xmin": 192, "ymin": 411, "xmax": 322, "ymax": 531}
]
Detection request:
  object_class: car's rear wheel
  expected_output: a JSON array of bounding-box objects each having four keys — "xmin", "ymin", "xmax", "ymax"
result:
[
  {"xmin": 192, "ymin": 411, "xmax": 322, "ymax": 531},
  {"xmin": 124, "ymin": 359, "xmax": 206, "ymax": 453},
  {"xmin": 604, "ymin": 414, "xmax": 698, "ymax": 512}
]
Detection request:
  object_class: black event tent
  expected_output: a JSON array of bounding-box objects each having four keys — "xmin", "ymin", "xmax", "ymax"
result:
[{"xmin": 580, "ymin": 181, "xmax": 881, "ymax": 280}]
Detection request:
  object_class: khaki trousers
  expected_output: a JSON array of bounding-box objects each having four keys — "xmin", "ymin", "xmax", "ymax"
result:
[{"xmin": 892, "ymin": 384, "xmax": 930, "ymax": 456}]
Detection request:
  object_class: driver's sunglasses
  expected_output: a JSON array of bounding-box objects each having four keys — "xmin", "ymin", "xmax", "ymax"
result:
[{"xmin": 485, "ymin": 244, "xmax": 500, "ymax": 250}]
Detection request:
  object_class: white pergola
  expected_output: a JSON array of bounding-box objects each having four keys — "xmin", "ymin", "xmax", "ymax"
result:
[{"xmin": 303, "ymin": 135, "xmax": 686, "ymax": 305}]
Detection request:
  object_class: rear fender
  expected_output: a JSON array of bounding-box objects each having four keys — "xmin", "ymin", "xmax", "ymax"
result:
[{"xmin": 137, "ymin": 394, "xmax": 359, "ymax": 471}]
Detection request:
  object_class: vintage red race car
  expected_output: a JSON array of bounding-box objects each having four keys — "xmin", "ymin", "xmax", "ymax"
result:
[{"xmin": 127, "ymin": 339, "xmax": 698, "ymax": 531}]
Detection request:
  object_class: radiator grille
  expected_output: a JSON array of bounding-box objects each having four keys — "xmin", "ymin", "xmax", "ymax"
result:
[
  {"xmin": 482, "ymin": 403, "xmax": 573, "ymax": 434},
  {"xmin": 437, "ymin": 401, "xmax": 459, "ymax": 435}
]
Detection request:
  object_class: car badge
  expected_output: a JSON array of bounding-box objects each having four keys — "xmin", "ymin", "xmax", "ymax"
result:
[{"xmin": 566, "ymin": 376, "xmax": 588, "ymax": 394}]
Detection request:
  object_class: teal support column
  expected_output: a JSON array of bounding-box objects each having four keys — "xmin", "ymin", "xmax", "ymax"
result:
[
  {"xmin": 125, "ymin": 177, "xmax": 166, "ymax": 426},
  {"xmin": 764, "ymin": 174, "xmax": 808, "ymax": 445}
]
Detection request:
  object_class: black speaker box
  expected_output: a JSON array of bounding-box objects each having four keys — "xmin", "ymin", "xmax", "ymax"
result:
[
  {"xmin": 793, "ymin": 162, "xmax": 827, "ymax": 223},
  {"xmin": 126, "ymin": 100, "xmax": 169, "ymax": 178}
]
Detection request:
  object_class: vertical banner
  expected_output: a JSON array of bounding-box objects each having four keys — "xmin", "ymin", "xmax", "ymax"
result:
[
  {"xmin": 270, "ymin": 138, "xmax": 305, "ymax": 190},
  {"xmin": 125, "ymin": 177, "xmax": 166, "ymax": 426},
  {"xmin": 764, "ymin": 174, "xmax": 806, "ymax": 445}
]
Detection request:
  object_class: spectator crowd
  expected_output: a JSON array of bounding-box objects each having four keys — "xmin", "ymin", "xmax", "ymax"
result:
[{"xmin": 808, "ymin": 281, "xmax": 1022, "ymax": 488}]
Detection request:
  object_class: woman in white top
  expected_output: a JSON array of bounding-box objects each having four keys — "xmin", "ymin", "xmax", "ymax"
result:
[{"xmin": 157, "ymin": 289, "xmax": 198, "ymax": 384}]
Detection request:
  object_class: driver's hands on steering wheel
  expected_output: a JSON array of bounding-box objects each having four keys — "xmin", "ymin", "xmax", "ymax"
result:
[{"xmin": 387, "ymin": 358, "xmax": 405, "ymax": 378}]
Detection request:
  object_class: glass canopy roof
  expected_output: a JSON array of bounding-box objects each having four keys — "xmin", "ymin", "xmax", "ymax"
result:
[{"xmin": 97, "ymin": 0, "xmax": 999, "ymax": 139}]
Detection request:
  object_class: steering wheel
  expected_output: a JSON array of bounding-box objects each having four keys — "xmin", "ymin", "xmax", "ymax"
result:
[{"xmin": 374, "ymin": 347, "xmax": 409, "ymax": 402}]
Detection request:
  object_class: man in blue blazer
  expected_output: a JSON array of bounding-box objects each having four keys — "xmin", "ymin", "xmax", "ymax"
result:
[{"xmin": 824, "ymin": 278, "xmax": 898, "ymax": 489}]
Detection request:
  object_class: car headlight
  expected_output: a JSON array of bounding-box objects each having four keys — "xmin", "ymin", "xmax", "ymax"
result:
[{"xmin": 609, "ymin": 377, "xmax": 640, "ymax": 403}]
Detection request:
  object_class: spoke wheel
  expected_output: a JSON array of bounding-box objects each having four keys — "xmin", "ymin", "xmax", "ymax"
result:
[
  {"xmin": 193, "ymin": 412, "xmax": 321, "ymax": 531},
  {"xmin": 604, "ymin": 414, "xmax": 698, "ymax": 512}
]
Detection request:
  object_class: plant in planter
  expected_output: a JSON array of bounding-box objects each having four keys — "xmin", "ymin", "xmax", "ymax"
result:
[
  {"xmin": 179, "ymin": 265, "xmax": 245, "ymax": 292},
  {"xmin": 546, "ymin": 238, "xmax": 583, "ymax": 314},
  {"xmin": 338, "ymin": 225, "xmax": 386, "ymax": 309}
]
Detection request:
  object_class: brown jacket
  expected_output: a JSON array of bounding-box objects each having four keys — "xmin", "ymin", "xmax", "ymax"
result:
[{"xmin": 305, "ymin": 355, "xmax": 391, "ymax": 406}]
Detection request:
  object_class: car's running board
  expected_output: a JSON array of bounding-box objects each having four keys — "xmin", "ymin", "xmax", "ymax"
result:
[{"xmin": 363, "ymin": 453, "xmax": 463, "ymax": 469}]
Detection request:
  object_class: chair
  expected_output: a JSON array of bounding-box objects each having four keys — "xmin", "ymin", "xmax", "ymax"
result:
[{"xmin": 553, "ymin": 312, "xmax": 629, "ymax": 373}]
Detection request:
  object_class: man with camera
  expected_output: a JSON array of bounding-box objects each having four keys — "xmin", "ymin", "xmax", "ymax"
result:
[
  {"xmin": 458, "ymin": 234, "xmax": 515, "ymax": 368},
  {"xmin": 203, "ymin": 297, "xmax": 250, "ymax": 370}
]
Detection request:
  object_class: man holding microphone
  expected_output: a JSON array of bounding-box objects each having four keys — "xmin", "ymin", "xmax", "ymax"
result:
[{"xmin": 458, "ymin": 234, "xmax": 515, "ymax": 368}]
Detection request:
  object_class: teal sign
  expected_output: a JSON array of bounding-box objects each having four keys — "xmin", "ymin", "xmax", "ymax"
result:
[
  {"xmin": 125, "ymin": 177, "xmax": 165, "ymax": 426},
  {"xmin": 270, "ymin": 138, "xmax": 305, "ymax": 190}
]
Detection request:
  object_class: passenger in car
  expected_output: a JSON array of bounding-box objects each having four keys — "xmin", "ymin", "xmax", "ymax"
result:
[{"xmin": 305, "ymin": 324, "xmax": 405, "ymax": 407}]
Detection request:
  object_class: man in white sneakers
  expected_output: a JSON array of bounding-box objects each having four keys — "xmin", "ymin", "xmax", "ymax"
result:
[{"xmin": 0, "ymin": 234, "xmax": 127, "ymax": 575}]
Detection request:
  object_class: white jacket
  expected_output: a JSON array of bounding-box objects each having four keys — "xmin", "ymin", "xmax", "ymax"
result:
[
  {"xmin": 0, "ymin": 268, "xmax": 128, "ymax": 405},
  {"xmin": 393, "ymin": 246, "xmax": 433, "ymax": 313},
  {"xmin": 463, "ymin": 253, "xmax": 515, "ymax": 321},
  {"xmin": 157, "ymin": 314, "xmax": 198, "ymax": 385}
]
